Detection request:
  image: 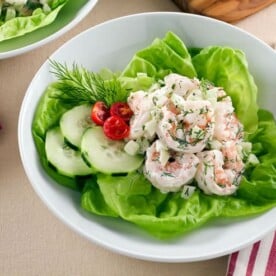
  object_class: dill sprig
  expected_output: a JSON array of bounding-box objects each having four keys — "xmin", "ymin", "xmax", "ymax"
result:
[{"xmin": 49, "ymin": 60, "xmax": 127, "ymax": 106}]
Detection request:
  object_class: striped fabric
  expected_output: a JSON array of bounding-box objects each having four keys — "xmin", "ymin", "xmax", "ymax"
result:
[{"xmin": 227, "ymin": 231, "xmax": 276, "ymax": 276}]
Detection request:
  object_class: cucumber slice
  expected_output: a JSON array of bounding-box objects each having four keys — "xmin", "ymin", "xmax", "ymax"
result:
[
  {"xmin": 45, "ymin": 127, "xmax": 92, "ymax": 177},
  {"xmin": 81, "ymin": 127, "xmax": 144, "ymax": 174},
  {"xmin": 60, "ymin": 104, "xmax": 94, "ymax": 148}
]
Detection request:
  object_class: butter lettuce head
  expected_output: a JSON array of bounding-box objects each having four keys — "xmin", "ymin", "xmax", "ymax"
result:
[
  {"xmin": 0, "ymin": 0, "xmax": 67, "ymax": 42},
  {"xmin": 32, "ymin": 31, "xmax": 276, "ymax": 239}
]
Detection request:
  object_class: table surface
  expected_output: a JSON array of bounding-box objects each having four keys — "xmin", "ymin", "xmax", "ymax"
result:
[{"xmin": 1, "ymin": 0, "xmax": 275, "ymax": 275}]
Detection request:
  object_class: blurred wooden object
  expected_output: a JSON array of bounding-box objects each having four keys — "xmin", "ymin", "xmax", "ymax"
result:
[{"xmin": 173, "ymin": 0, "xmax": 276, "ymax": 22}]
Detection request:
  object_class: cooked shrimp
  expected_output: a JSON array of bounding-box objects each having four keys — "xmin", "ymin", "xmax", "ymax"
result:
[
  {"xmin": 128, "ymin": 88, "xmax": 170, "ymax": 140},
  {"xmin": 221, "ymin": 141, "xmax": 245, "ymax": 173},
  {"xmin": 195, "ymin": 150, "xmax": 241, "ymax": 196},
  {"xmin": 128, "ymin": 90, "xmax": 147, "ymax": 114},
  {"xmin": 214, "ymin": 96, "xmax": 243, "ymax": 142},
  {"xmin": 127, "ymin": 90, "xmax": 154, "ymax": 139},
  {"xmin": 164, "ymin": 73, "xmax": 199, "ymax": 97},
  {"xmin": 144, "ymin": 140, "xmax": 199, "ymax": 193},
  {"xmin": 157, "ymin": 100, "xmax": 215, "ymax": 153}
]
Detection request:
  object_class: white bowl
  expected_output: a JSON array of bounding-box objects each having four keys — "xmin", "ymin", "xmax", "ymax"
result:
[
  {"xmin": 0, "ymin": 0, "xmax": 98, "ymax": 59},
  {"xmin": 18, "ymin": 12, "xmax": 276, "ymax": 262}
]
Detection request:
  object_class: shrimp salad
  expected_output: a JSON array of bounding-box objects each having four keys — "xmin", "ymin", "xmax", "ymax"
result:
[
  {"xmin": 32, "ymin": 31, "xmax": 276, "ymax": 238},
  {"xmin": 126, "ymin": 73, "xmax": 255, "ymax": 196}
]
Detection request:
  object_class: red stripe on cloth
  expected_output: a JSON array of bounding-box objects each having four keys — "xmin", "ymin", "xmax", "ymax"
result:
[
  {"xmin": 246, "ymin": 241, "xmax": 260, "ymax": 276},
  {"xmin": 265, "ymin": 232, "xmax": 276, "ymax": 276},
  {"xmin": 227, "ymin": 251, "xmax": 239, "ymax": 276}
]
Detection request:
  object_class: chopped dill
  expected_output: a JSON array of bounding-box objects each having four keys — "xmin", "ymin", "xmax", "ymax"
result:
[
  {"xmin": 161, "ymin": 172, "xmax": 174, "ymax": 177},
  {"xmin": 200, "ymin": 78, "xmax": 213, "ymax": 95}
]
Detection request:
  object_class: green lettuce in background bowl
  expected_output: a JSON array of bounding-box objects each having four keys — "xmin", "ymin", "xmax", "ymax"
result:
[
  {"xmin": 19, "ymin": 13, "xmax": 276, "ymax": 262},
  {"xmin": 0, "ymin": 0, "xmax": 98, "ymax": 59},
  {"xmin": 0, "ymin": 0, "xmax": 68, "ymax": 42}
]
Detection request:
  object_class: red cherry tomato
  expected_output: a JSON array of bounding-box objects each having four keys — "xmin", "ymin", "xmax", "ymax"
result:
[
  {"xmin": 103, "ymin": 116, "xmax": 130, "ymax": 140},
  {"xmin": 91, "ymin": 101, "xmax": 110, "ymax": 126},
  {"xmin": 110, "ymin": 102, "xmax": 133, "ymax": 122}
]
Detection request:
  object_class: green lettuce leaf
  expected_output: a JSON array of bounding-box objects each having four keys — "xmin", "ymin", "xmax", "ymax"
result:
[
  {"xmin": 237, "ymin": 110, "xmax": 276, "ymax": 204},
  {"xmin": 0, "ymin": 1, "xmax": 67, "ymax": 42},
  {"xmin": 81, "ymin": 173, "xmax": 222, "ymax": 238},
  {"xmin": 51, "ymin": 0, "xmax": 67, "ymax": 9},
  {"xmin": 81, "ymin": 177, "xmax": 119, "ymax": 217},
  {"xmin": 32, "ymin": 83, "xmax": 71, "ymax": 138},
  {"xmin": 121, "ymin": 31, "xmax": 197, "ymax": 79},
  {"xmin": 119, "ymin": 73, "xmax": 155, "ymax": 93},
  {"xmin": 192, "ymin": 46, "xmax": 258, "ymax": 133}
]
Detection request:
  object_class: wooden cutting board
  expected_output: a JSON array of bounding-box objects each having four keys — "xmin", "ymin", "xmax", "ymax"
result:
[{"xmin": 173, "ymin": 0, "xmax": 276, "ymax": 22}]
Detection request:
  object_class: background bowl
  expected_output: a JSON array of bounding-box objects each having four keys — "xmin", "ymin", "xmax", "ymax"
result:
[
  {"xmin": 18, "ymin": 12, "xmax": 276, "ymax": 262},
  {"xmin": 0, "ymin": 0, "xmax": 98, "ymax": 59}
]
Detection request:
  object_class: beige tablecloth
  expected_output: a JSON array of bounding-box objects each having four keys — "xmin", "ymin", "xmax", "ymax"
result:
[{"xmin": 1, "ymin": 1, "xmax": 275, "ymax": 275}]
